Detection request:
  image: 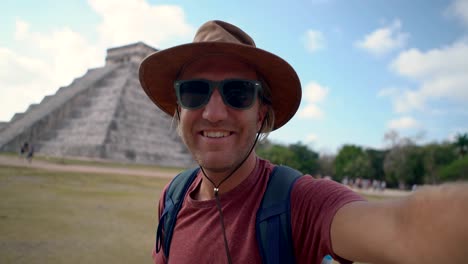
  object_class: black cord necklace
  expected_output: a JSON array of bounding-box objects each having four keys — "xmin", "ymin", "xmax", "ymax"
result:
[
  {"xmin": 176, "ymin": 107, "xmax": 266, "ymax": 263},
  {"xmin": 199, "ymin": 119, "xmax": 265, "ymax": 264}
]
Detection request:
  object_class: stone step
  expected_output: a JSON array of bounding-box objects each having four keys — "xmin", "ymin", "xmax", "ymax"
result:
[{"xmin": 1, "ymin": 42, "xmax": 194, "ymax": 167}]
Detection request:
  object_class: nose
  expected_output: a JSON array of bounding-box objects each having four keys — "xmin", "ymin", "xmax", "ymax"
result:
[{"xmin": 202, "ymin": 88, "xmax": 228, "ymax": 122}]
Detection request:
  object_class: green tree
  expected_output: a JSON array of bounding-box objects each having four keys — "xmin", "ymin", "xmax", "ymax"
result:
[
  {"xmin": 404, "ymin": 147, "xmax": 425, "ymax": 186},
  {"xmin": 334, "ymin": 145, "xmax": 373, "ymax": 181},
  {"xmin": 454, "ymin": 133, "xmax": 468, "ymax": 157},
  {"xmin": 256, "ymin": 139, "xmax": 273, "ymax": 153},
  {"xmin": 438, "ymin": 156, "xmax": 468, "ymax": 182},
  {"xmin": 257, "ymin": 143, "xmax": 296, "ymax": 166},
  {"xmin": 366, "ymin": 149, "xmax": 387, "ymax": 181},
  {"xmin": 288, "ymin": 142, "xmax": 319, "ymax": 175},
  {"xmin": 257, "ymin": 141, "xmax": 319, "ymax": 175},
  {"xmin": 422, "ymin": 143, "xmax": 458, "ymax": 184},
  {"xmin": 384, "ymin": 144, "xmax": 425, "ymax": 188},
  {"xmin": 318, "ymin": 154, "xmax": 335, "ymax": 177}
]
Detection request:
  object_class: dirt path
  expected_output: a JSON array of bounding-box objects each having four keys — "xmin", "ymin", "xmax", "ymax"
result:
[
  {"xmin": 0, "ymin": 155, "xmax": 411, "ymax": 197},
  {"xmin": 0, "ymin": 155, "xmax": 177, "ymax": 179}
]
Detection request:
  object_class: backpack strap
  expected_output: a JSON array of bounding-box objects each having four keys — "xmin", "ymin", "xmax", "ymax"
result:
[
  {"xmin": 155, "ymin": 167, "xmax": 200, "ymax": 258},
  {"xmin": 155, "ymin": 165, "xmax": 302, "ymax": 262},
  {"xmin": 256, "ymin": 165, "xmax": 303, "ymax": 264}
]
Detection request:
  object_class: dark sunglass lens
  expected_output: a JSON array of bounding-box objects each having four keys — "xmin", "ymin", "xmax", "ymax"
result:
[
  {"xmin": 223, "ymin": 81, "xmax": 256, "ymax": 109},
  {"xmin": 179, "ymin": 81, "xmax": 210, "ymax": 108}
]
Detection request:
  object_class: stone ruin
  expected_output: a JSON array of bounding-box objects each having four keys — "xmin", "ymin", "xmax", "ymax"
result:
[{"xmin": 0, "ymin": 42, "xmax": 195, "ymax": 168}]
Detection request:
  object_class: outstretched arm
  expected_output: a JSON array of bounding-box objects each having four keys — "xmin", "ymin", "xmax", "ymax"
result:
[{"xmin": 331, "ymin": 183, "xmax": 468, "ymax": 264}]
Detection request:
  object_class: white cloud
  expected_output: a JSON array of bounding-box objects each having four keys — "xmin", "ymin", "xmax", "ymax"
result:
[
  {"xmin": 34, "ymin": 28, "xmax": 103, "ymax": 85},
  {"xmin": 447, "ymin": 0, "xmax": 468, "ymax": 27},
  {"xmin": 304, "ymin": 30, "xmax": 325, "ymax": 53},
  {"xmin": 300, "ymin": 104, "xmax": 324, "ymax": 119},
  {"xmin": 298, "ymin": 81, "xmax": 329, "ymax": 119},
  {"xmin": 387, "ymin": 116, "xmax": 420, "ymax": 130},
  {"xmin": 88, "ymin": 0, "xmax": 194, "ymax": 48},
  {"xmin": 0, "ymin": 47, "xmax": 51, "ymax": 86},
  {"xmin": 379, "ymin": 87, "xmax": 426, "ymax": 113},
  {"xmin": 0, "ymin": 0, "xmax": 194, "ymax": 121},
  {"xmin": 0, "ymin": 48, "xmax": 54, "ymax": 121},
  {"xmin": 304, "ymin": 81, "xmax": 329, "ymax": 102},
  {"xmin": 305, "ymin": 133, "xmax": 318, "ymax": 142},
  {"xmin": 14, "ymin": 19, "xmax": 29, "ymax": 40},
  {"xmin": 356, "ymin": 19, "xmax": 409, "ymax": 56},
  {"xmin": 377, "ymin": 87, "xmax": 399, "ymax": 98},
  {"xmin": 0, "ymin": 18, "xmax": 103, "ymax": 122},
  {"xmin": 393, "ymin": 90, "xmax": 426, "ymax": 113},
  {"xmin": 388, "ymin": 40, "xmax": 468, "ymax": 113},
  {"xmin": 391, "ymin": 42, "xmax": 468, "ymax": 80}
]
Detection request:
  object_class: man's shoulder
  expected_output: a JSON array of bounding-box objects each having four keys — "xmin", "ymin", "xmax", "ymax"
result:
[
  {"xmin": 162, "ymin": 168, "xmax": 201, "ymax": 195},
  {"xmin": 293, "ymin": 176, "xmax": 349, "ymax": 193},
  {"xmin": 258, "ymin": 157, "xmax": 275, "ymax": 170},
  {"xmin": 291, "ymin": 176, "xmax": 364, "ymax": 211}
]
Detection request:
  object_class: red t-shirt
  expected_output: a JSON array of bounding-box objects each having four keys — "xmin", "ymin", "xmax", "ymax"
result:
[{"xmin": 153, "ymin": 158, "xmax": 364, "ymax": 263}]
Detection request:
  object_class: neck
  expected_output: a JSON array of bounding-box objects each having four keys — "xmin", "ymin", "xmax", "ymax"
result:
[{"xmin": 195, "ymin": 153, "xmax": 258, "ymax": 201}]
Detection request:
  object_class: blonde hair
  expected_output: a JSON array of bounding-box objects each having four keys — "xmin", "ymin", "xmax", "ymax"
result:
[{"xmin": 257, "ymin": 78, "xmax": 275, "ymax": 141}]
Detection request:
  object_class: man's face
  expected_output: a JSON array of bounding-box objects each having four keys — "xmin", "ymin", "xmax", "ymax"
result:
[{"xmin": 178, "ymin": 56, "xmax": 265, "ymax": 173}]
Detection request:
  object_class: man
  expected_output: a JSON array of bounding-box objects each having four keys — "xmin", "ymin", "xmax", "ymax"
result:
[{"xmin": 139, "ymin": 20, "xmax": 468, "ymax": 263}]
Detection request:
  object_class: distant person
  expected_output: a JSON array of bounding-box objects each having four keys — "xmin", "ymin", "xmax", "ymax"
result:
[
  {"xmin": 341, "ymin": 176, "xmax": 349, "ymax": 186},
  {"xmin": 19, "ymin": 142, "xmax": 29, "ymax": 160},
  {"xmin": 139, "ymin": 20, "xmax": 468, "ymax": 263},
  {"xmin": 380, "ymin": 180, "xmax": 387, "ymax": 191},
  {"xmin": 372, "ymin": 179, "xmax": 380, "ymax": 191},
  {"xmin": 19, "ymin": 145, "xmax": 25, "ymax": 158},
  {"xmin": 26, "ymin": 144, "xmax": 34, "ymax": 163}
]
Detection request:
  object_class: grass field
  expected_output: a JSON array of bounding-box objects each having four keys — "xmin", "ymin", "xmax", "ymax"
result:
[
  {"xmin": 0, "ymin": 165, "xmax": 171, "ymax": 264},
  {"xmin": 0, "ymin": 160, "xmax": 382, "ymax": 264}
]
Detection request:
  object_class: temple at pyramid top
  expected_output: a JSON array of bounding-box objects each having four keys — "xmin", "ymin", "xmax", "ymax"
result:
[
  {"xmin": 105, "ymin": 41, "xmax": 157, "ymax": 65},
  {"xmin": 0, "ymin": 42, "xmax": 195, "ymax": 167}
]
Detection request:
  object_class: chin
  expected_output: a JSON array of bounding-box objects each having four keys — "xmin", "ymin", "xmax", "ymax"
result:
[{"xmin": 197, "ymin": 158, "xmax": 234, "ymax": 172}]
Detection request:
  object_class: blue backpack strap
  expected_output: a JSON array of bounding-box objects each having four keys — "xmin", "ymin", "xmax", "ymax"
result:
[
  {"xmin": 256, "ymin": 165, "xmax": 302, "ymax": 264},
  {"xmin": 155, "ymin": 167, "xmax": 200, "ymax": 258}
]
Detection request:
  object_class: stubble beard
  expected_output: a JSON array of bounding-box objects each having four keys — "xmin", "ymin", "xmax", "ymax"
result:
[
  {"xmin": 179, "ymin": 126, "xmax": 258, "ymax": 175},
  {"xmin": 178, "ymin": 113, "xmax": 260, "ymax": 178}
]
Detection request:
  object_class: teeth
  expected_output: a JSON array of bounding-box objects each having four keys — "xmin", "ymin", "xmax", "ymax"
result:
[{"xmin": 203, "ymin": 131, "xmax": 229, "ymax": 138}]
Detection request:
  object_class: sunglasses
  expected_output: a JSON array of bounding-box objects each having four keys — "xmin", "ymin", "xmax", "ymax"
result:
[{"xmin": 174, "ymin": 79, "xmax": 263, "ymax": 110}]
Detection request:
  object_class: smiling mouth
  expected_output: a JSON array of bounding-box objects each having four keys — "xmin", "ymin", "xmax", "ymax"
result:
[{"xmin": 203, "ymin": 131, "xmax": 231, "ymax": 138}]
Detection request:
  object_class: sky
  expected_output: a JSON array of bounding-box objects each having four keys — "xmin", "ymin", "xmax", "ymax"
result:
[{"xmin": 1, "ymin": 0, "xmax": 468, "ymax": 154}]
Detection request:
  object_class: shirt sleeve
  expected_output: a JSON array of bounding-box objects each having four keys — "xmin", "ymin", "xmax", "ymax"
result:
[{"xmin": 291, "ymin": 176, "xmax": 366, "ymax": 264}]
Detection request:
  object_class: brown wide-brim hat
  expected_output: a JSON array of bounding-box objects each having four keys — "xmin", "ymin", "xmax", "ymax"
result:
[{"xmin": 139, "ymin": 20, "xmax": 302, "ymax": 130}]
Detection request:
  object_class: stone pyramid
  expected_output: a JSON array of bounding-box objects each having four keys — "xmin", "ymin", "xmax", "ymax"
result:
[{"xmin": 0, "ymin": 42, "xmax": 195, "ymax": 168}]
